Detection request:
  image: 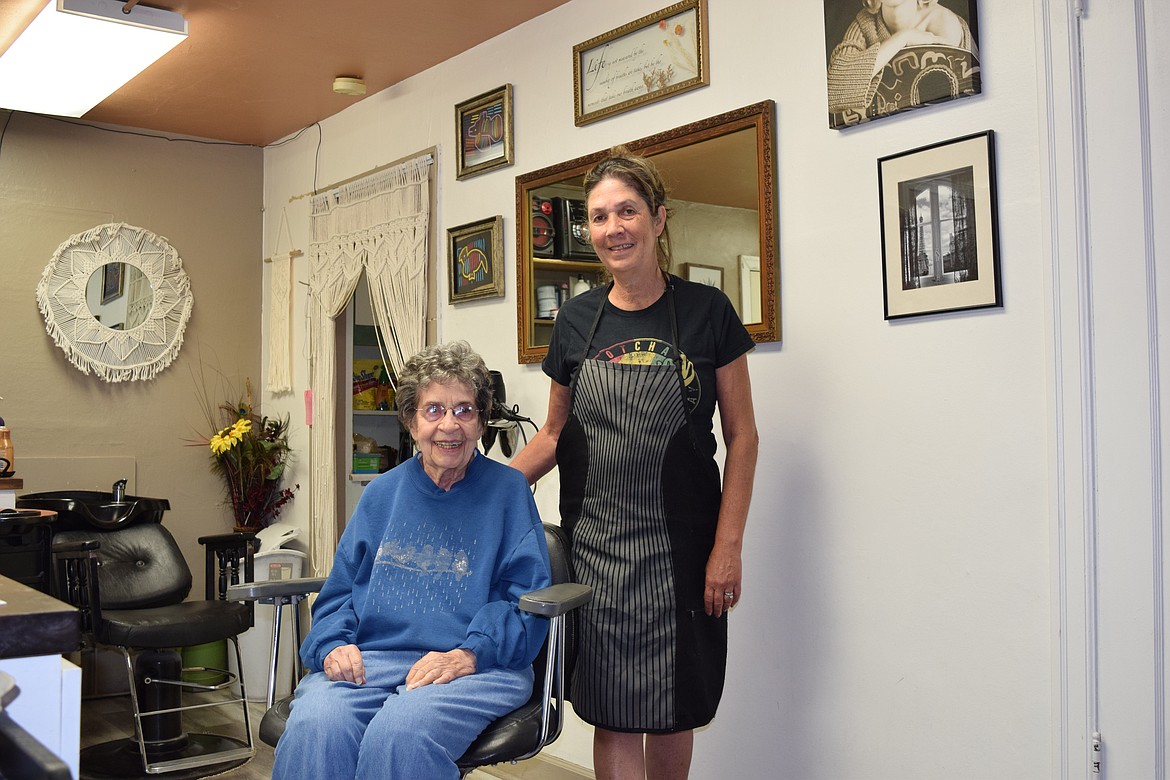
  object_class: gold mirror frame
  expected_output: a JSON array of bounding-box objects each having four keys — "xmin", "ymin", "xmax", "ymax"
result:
[{"xmin": 514, "ymin": 100, "xmax": 777, "ymax": 364}]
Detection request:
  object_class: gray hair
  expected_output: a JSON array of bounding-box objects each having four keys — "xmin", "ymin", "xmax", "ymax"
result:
[{"xmin": 396, "ymin": 341, "xmax": 494, "ymax": 432}]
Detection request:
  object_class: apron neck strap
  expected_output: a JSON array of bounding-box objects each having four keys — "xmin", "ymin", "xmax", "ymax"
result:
[{"xmin": 664, "ymin": 278, "xmax": 699, "ymax": 450}]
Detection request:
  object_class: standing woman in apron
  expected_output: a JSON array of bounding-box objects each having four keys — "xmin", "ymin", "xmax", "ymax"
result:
[{"xmin": 511, "ymin": 146, "xmax": 759, "ymax": 779}]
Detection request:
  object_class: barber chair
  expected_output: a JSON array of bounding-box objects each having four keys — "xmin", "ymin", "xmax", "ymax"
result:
[
  {"xmin": 52, "ymin": 522, "xmax": 257, "ymax": 778},
  {"xmin": 249, "ymin": 522, "xmax": 590, "ymax": 778}
]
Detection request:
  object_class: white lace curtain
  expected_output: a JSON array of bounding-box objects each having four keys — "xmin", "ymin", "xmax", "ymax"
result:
[{"xmin": 307, "ymin": 154, "xmax": 432, "ymax": 575}]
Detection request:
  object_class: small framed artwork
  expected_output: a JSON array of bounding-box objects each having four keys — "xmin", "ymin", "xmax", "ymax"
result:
[
  {"xmin": 684, "ymin": 262, "xmax": 723, "ymax": 288},
  {"xmin": 573, "ymin": 0, "xmax": 709, "ymax": 127},
  {"xmin": 455, "ymin": 85, "xmax": 514, "ymax": 180},
  {"xmin": 448, "ymin": 216, "xmax": 505, "ymax": 304},
  {"xmin": 100, "ymin": 262, "xmax": 124, "ymax": 304},
  {"xmin": 877, "ymin": 130, "xmax": 1001, "ymax": 320},
  {"xmin": 824, "ymin": 0, "xmax": 982, "ymax": 129}
]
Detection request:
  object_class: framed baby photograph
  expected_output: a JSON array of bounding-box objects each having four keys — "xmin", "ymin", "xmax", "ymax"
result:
[
  {"xmin": 824, "ymin": 0, "xmax": 982, "ymax": 129},
  {"xmin": 877, "ymin": 131, "xmax": 1001, "ymax": 319},
  {"xmin": 448, "ymin": 216, "xmax": 505, "ymax": 304},
  {"xmin": 455, "ymin": 85, "xmax": 513, "ymax": 180}
]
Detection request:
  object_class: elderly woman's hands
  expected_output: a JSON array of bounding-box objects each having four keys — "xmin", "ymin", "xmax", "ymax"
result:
[
  {"xmin": 323, "ymin": 646, "xmax": 478, "ymax": 687},
  {"xmin": 324, "ymin": 644, "xmax": 366, "ymax": 684},
  {"xmin": 406, "ymin": 649, "xmax": 477, "ymax": 689}
]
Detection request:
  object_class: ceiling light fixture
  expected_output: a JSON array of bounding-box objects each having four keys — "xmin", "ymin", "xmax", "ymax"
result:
[
  {"xmin": 333, "ymin": 77, "xmax": 366, "ymax": 97},
  {"xmin": 0, "ymin": 0, "xmax": 187, "ymax": 117}
]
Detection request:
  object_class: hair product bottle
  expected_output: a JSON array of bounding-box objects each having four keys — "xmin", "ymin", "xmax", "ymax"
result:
[
  {"xmin": 0, "ymin": 418, "xmax": 13, "ymax": 476},
  {"xmin": 572, "ymin": 274, "xmax": 591, "ymax": 297}
]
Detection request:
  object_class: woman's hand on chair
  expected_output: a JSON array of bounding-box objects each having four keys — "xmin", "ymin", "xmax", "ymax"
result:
[
  {"xmin": 405, "ymin": 649, "xmax": 477, "ymax": 689},
  {"xmin": 324, "ymin": 644, "xmax": 366, "ymax": 684}
]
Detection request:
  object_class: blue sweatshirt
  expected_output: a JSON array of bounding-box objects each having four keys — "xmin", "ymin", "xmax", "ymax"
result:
[{"xmin": 301, "ymin": 452, "xmax": 552, "ymax": 673}]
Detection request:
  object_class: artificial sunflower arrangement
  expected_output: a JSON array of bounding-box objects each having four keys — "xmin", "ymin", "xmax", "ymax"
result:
[{"xmin": 196, "ymin": 378, "xmax": 298, "ymax": 531}]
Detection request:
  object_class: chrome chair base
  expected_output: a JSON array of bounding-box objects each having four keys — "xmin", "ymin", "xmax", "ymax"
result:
[{"xmin": 79, "ymin": 734, "xmax": 250, "ymax": 779}]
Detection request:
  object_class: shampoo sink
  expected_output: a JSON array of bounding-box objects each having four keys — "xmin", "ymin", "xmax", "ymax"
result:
[{"xmin": 16, "ymin": 490, "xmax": 170, "ymax": 531}]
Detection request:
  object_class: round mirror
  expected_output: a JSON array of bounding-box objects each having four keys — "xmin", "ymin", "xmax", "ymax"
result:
[
  {"xmin": 36, "ymin": 223, "xmax": 193, "ymax": 382},
  {"xmin": 84, "ymin": 262, "xmax": 153, "ymax": 330}
]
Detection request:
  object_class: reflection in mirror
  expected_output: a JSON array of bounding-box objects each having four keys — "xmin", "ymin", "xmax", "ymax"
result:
[
  {"xmin": 85, "ymin": 263, "xmax": 153, "ymax": 330},
  {"xmin": 651, "ymin": 126, "xmax": 760, "ymax": 324},
  {"xmin": 35, "ymin": 222, "xmax": 193, "ymax": 382},
  {"xmin": 515, "ymin": 101, "xmax": 777, "ymax": 364}
]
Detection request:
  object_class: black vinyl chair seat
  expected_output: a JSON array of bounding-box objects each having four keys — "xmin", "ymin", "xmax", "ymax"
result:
[
  {"xmin": 258, "ymin": 694, "xmax": 292, "ymax": 748},
  {"xmin": 456, "ymin": 690, "xmax": 558, "ymax": 770},
  {"xmin": 96, "ymin": 600, "xmax": 253, "ymax": 648}
]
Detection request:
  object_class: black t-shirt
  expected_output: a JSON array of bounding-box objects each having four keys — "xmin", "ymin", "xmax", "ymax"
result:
[{"xmin": 543, "ymin": 274, "xmax": 754, "ymax": 455}]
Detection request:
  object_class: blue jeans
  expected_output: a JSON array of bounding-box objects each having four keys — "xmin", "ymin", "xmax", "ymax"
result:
[{"xmin": 271, "ymin": 650, "xmax": 534, "ymax": 780}]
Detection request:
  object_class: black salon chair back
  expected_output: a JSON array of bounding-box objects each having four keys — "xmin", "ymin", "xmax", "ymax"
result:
[
  {"xmin": 258, "ymin": 522, "xmax": 590, "ymax": 777},
  {"xmin": 52, "ymin": 522, "xmax": 257, "ymax": 777}
]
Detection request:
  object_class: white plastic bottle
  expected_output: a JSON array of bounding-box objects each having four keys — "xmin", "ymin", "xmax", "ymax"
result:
[{"xmin": 572, "ymin": 274, "xmax": 591, "ymax": 297}]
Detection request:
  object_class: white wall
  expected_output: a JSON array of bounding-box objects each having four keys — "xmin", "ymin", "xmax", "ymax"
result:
[{"xmin": 262, "ymin": 1, "xmax": 1052, "ymax": 776}]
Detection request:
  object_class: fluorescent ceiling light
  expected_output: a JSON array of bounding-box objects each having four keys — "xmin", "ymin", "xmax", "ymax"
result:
[{"xmin": 0, "ymin": 0, "xmax": 187, "ymax": 117}]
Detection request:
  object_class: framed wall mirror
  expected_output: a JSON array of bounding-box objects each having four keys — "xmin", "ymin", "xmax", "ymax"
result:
[
  {"xmin": 514, "ymin": 100, "xmax": 777, "ymax": 364},
  {"xmin": 35, "ymin": 222, "xmax": 193, "ymax": 382}
]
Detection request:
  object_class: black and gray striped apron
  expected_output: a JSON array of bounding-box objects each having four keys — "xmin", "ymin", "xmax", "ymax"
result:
[{"xmin": 557, "ymin": 283, "xmax": 726, "ymax": 732}]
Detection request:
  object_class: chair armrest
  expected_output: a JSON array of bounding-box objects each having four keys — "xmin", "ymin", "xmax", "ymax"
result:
[
  {"xmin": 200, "ymin": 532, "xmax": 256, "ymax": 601},
  {"xmin": 226, "ymin": 577, "xmax": 327, "ymax": 602},
  {"xmin": 49, "ymin": 542, "xmax": 102, "ymax": 632},
  {"xmin": 198, "ymin": 531, "xmax": 256, "ymax": 546},
  {"xmin": 519, "ymin": 583, "xmax": 592, "ymax": 618},
  {"xmin": 51, "ymin": 539, "xmax": 99, "ymax": 555}
]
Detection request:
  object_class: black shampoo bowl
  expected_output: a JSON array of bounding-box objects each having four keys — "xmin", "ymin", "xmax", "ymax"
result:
[{"xmin": 16, "ymin": 491, "xmax": 170, "ymax": 531}]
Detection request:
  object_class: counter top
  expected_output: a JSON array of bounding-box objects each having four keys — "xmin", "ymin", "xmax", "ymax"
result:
[{"xmin": 0, "ymin": 575, "xmax": 80, "ymax": 659}]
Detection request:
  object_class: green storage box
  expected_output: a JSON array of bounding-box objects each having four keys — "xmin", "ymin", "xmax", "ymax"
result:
[{"xmin": 353, "ymin": 453, "xmax": 381, "ymax": 474}]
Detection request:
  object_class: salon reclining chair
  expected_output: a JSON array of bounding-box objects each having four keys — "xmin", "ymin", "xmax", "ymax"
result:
[
  {"xmin": 52, "ymin": 521, "xmax": 257, "ymax": 778},
  {"xmin": 248, "ymin": 522, "xmax": 590, "ymax": 778}
]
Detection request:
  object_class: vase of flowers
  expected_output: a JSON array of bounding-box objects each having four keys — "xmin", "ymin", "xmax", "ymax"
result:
[{"xmin": 198, "ymin": 380, "xmax": 298, "ymax": 531}]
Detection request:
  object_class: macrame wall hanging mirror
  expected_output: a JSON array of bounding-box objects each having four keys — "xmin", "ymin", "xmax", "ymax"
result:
[{"xmin": 35, "ymin": 222, "xmax": 194, "ymax": 382}]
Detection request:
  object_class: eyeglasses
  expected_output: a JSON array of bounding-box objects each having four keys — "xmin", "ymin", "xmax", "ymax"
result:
[{"xmin": 417, "ymin": 402, "xmax": 480, "ymax": 423}]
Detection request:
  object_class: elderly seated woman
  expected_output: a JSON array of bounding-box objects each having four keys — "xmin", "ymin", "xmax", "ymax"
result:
[{"xmin": 272, "ymin": 341, "xmax": 552, "ymax": 780}]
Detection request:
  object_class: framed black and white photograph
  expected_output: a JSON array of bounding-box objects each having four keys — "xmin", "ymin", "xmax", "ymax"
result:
[
  {"xmin": 877, "ymin": 130, "xmax": 1001, "ymax": 319},
  {"xmin": 455, "ymin": 85, "xmax": 513, "ymax": 180},
  {"xmin": 824, "ymin": 0, "xmax": 981, "ymax": 130},
  {"xmin": 448, "ymin": 216, "xmax": 505, "ymax": 304}
]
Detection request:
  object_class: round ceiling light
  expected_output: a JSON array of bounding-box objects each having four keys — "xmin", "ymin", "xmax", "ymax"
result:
[{"xmin": 333, "ymin": 77, "xmax": 366, "ymax": 96}]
